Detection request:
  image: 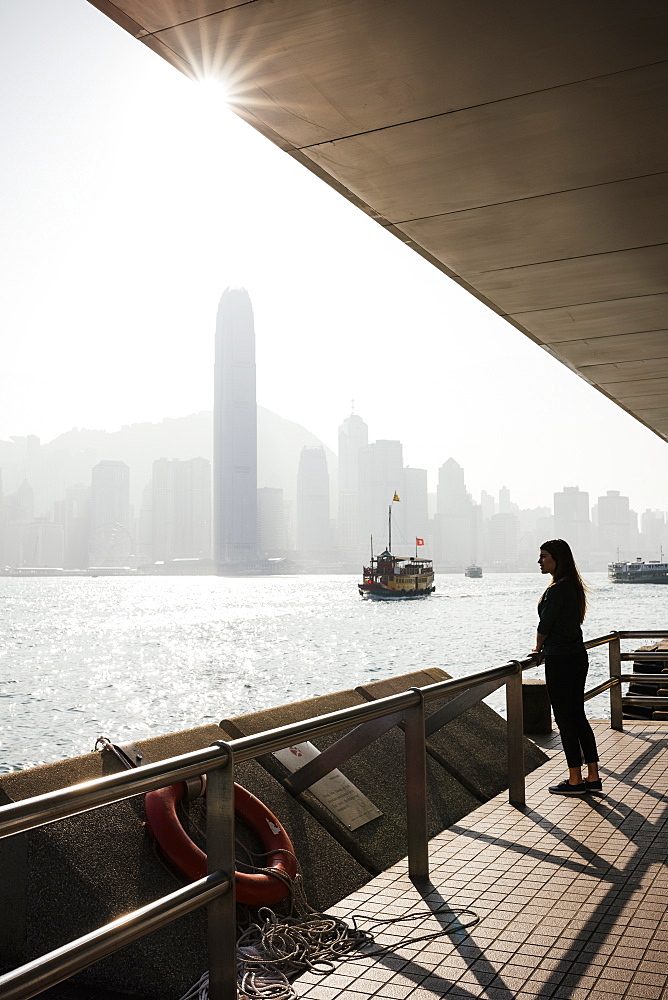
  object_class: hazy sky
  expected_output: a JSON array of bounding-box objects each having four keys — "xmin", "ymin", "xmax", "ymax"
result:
[{"xmin": 1, "ymin": 0, "xmax": 666, "ymax": 513}]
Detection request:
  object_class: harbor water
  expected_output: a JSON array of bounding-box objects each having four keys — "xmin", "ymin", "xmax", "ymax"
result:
[{"xmin": 1, "ymin": 572, "xmax": 664, "ymax": 771}]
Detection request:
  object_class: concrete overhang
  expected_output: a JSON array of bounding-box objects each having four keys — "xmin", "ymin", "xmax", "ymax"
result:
[{"xmin": 89, "ymin": 1, "xmax": 668, "ymax": 443}]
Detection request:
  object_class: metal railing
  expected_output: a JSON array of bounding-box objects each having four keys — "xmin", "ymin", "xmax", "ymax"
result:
[
  {"xmin": 0, "ymin": 629, "xmax": 666, "ymax": 1000},
  {"xmin": 582, "ymin": 630, "xmax": 668, "ymax": 730}
]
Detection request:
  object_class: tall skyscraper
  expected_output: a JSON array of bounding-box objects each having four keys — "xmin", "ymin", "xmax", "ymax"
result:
[
  {"xmin": 296, "ymin": 447, "xmax": 330, "ymax": 558},
  {"xmin": 434, "ymin": 458, "xmax": 478, "ymax": 570},
  {"xmin": 554, "ymin": 486, "xmax": 590, "ymax": 564},
  {"xmin": 152, "ymin": 458, "xmax": 211, "ymax": 562},
  {"xmin": 358, "ymin": 440, "xmax": 404, "ymax": 550},
  {"xmin": 337, "ymin": 411, "xmax": 368, "ymax": 558},
  {"xmin": 89, "ymin": 461, "xmax": 131, "ymax": 566},
  {"xmin": 257, "ymin": 487, "xmax": 285, "ymax": 555},
  {"xmin": 55, "ymin": 483, "xmax": 91, "ymax": 569},
  {"xmin": 597, "ymin": 490, "xmax": 632, "ymax": 559},
  {"xmin": 214, "ymin": 287, "xmax": 257, "ymax": 567}
]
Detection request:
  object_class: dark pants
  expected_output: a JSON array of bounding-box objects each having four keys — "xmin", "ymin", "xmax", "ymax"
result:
[{"xmin": 545, "ymin": 650, "xmax": 599, "ymax": 768}]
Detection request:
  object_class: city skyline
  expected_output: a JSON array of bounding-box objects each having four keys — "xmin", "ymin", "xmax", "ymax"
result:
[
  {"xmin": 1, "ymin": 397, "xmax": 665, "ymax": 573},
  {"xmin": 1, "ymin": 406, "xmax": 666, "ymax": 523},
  {"xmin": 1, "ymin": 1, "xmax": 667, "ymax": 519}
]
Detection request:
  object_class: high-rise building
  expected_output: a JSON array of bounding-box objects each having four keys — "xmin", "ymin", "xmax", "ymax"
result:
[
  {"xmin": 257, "ymin": 487, "xmax": 285, "ymax": 555},
  {"xmin": 296, "ymin": 447, "xmax": 330, "ymax": 559},
  {"xmin": 640, "ymin": 509, "xmax": 666, "ymax": 558},
  {"xmin": 152, "ymin": 458, "xmax": 211, "ymax": 562},
  {"xmin": 488, "ymin": 512, "xmax": 519, "ymax": 569},
  {"xmin": 214, "ymin": 287, "xmax": 257, "ymax": 567},
  {"xmin": 358, "ymin": 440, "xmax": 404, "ymax": 551},
  {"xmin": 337, "ymin": 411, "xmax": 368, "ymax": 558},
  {"xmin": 7, "ymin": 479, "xmax": 35, "ymax": 523},
  {"xmin": 54, "ymin": 483, "xmax": 91, "ymax": 569},
  {"xmin": 597, "ymin": 490, "xmax": 631, "ymax": 560},
  {"xmin": 498, "ymin": 486, "xmax": 518, "ymax": 515},
  {"xmin": 89, "ymin": 461, "xmax": 132, "ymax": 566},
  {"xmin": 434, "ymin": 458, "xmax": 478, "ymax": 570},
  {"xmin": 554, "ymin": 486, "xmax": 590, "ymax": 564},
  {"xmin": 0, "ymin": 470, "xmax": 4, "ymax": 567},
  {"xmin": 480, "ymin": 490, "xmax": 496, "ymax": 521}
]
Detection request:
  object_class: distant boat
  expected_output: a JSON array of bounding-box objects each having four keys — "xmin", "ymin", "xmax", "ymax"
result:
[
  {"xmin": 465, "ymin": 564, "xmax": 483, "ymax": 578},
  {"xmin": 358, "ymin": 498, "xmax": 435, "ymax": 600},
  {"xmin": 608, "ymin": 557, "xmax": 668, "ymax": 584}
]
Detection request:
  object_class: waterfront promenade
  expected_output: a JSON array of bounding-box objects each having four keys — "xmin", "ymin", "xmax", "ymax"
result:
[
  {"xmin": 294, "ymin": 721, "xmax": 667, "ymax": 1000},
  {"xmin": 30, "ymin": 720, "xmax": 668, "ymax": 1000}
]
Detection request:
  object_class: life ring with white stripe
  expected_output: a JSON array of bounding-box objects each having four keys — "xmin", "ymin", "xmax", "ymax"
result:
[{"xmin": 144, "ymin": 779, "xmax": 297, "ymax": 905}]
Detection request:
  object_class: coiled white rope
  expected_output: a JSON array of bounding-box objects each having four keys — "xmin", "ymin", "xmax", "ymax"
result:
[{"xmin": 178, "ymin": 863, "xmax": 478, "ymax": 1000}]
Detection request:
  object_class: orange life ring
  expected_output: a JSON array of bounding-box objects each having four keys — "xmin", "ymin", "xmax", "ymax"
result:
[{"xmin": 144, "ymin": 779, "xmax": 297, "ymax": 905}]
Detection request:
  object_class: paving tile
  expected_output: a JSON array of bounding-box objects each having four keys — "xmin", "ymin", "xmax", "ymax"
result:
[{"xmin": 192, "ymin": 724, "xmax": 668, "ymax": 1000}]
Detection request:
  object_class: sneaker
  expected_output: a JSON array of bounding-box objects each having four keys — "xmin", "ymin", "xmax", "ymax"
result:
[
  {"xmin": 585, "ymin": 777, "xmax": 602, "ymax": 791},
  {"xmin": 549, "ymin": 779, "xmax": 588, "ymax": 795}
]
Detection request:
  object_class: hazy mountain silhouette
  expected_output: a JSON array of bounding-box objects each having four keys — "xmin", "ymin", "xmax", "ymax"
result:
[{"xmin": 0, "ymin": 409, "xmax": 336, "ymax": 516}]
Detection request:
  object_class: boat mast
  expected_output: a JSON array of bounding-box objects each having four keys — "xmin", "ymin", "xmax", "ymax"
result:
[{"xmin": 388, "ymin": 504, "xmax": 392, "ymax": 553}]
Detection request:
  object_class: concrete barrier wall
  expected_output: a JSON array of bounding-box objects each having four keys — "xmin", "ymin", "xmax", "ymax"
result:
[
  {"xmin": 356, "ymin": 668, "xmax": 549, "ymax": 799},
  {"xmin": 0, "ymin": 723, "xmax": 372, "ymax": 996},
  {"xmin": 221, "ymin": 679, "xmax": 494, "ymax": 875},
  {"xmin": 0, "ymin": 670, "xmax": 548, "ymax": 998}
]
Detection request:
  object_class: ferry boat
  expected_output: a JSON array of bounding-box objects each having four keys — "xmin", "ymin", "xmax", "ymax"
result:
[
  {"xmin": 358, "ymin": 498, "xmax": 435, "ymax": 599},
  {"xmin": 465, "ymin": 564, "xmax": 483, "ymax": 578},
  {"xmin": 608, "ymin": 557, "xmax": 668, "ymax": 584}
]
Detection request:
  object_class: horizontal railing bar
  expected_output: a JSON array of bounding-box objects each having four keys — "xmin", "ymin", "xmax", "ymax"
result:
[
  {"xmin": 228, "ymin": 662, "xmax": 522, "ymax": 764},
  {"xmin": 619, "ymin": 631, "xmax": 668, "ymax": 639},
  {"xmin": 620, "ymin": 652, "xmax": 668, "ymax": 661},
  {"xmin": 620, "ymin": 674, "xmax": 668, "ymax": 683},
  {"xmin": 414, "ymin": 661, "xmax": 523, "ymax": 702},
  {"xmin": 224, "ymin": 688, "xmax": 420, "ymax": 763},
  {"xmin": 584, "ymin": 678, "xmax": 620, "ymax": 701},
  {"xmin": 284, "ymin": 710, "xmax": 405, "ymax": 794},
  {"xmin": 0, "ymin": 639, "xmax": 620, "ymax": 841},
  {"xmin": 0, "ymin": 626, "xmax": 661, "ymax": 1000},
  {"xmin": 0, "ymin": 872, "xmax": 229, "ymax": 1000},
  {"xmin": 584, "ymin": 632, "xmax": 618, "ymax": 649},
  {"xmin": 0, "ymin": 744, "xmax": 232, "ymax": 841},
  {"xmin": 621, "ymin": 696, "xmax": 668, "ymax": 706},
  {"xmin": 1, "ymin": 667, "xmax": 526, "ymax": 841}
]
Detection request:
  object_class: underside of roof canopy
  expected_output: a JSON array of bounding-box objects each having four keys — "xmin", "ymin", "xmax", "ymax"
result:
[{"xmin": 89, "ymin": 0, "xmax": 668, "ymax": 443}]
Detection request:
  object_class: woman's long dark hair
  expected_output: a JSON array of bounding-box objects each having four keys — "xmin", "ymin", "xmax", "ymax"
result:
[{"xmin": 540, "ymin": 538, "xmax": 588, "ymax": 623}]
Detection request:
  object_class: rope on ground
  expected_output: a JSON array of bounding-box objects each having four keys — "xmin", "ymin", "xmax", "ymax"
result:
[{"xmin": 177, "ymin": 858, "xmax": 479, "ymax": 1000}]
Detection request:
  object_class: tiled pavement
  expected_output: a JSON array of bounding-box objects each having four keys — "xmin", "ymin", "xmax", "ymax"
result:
[
  {"xmin": 293, "ymin": 722, "xmax": 668, "ymax": 1000},
  {"xmin": 17, "ymin": 722, "xmax": 668, "ymax": 1000}
]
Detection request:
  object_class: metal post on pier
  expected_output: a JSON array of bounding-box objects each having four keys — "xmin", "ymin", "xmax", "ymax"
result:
[
  {"xmin": 609, "ymin": 634, "xmax": 623, "ymax": 731},
  {"xmin": 506, "ymin": 663, "xmax": 525, "ymax": 807},
  {"xmin": 404, "ymin": 689, "xmax": 429, "ymax": 879},
  {"xmin": 206, "ymin": 743, "xmax": 237, "ymax": 1000}
]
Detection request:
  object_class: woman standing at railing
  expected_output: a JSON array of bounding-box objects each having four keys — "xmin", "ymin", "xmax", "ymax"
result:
[{"xmin": 533, "ymin": 539, "xmax": 602, "ymax": 796}]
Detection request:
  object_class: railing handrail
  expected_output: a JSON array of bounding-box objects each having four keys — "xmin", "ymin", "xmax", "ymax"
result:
[
  {"xmin": 0, "ymin": 659, "xmax": 525, "ymax": 841},
  {"xmin": 1, "ymin": 628, "xmax": 665, "ymax": 1000},
  {"xmin": 2, "ymin": 631, "xmax": 666, "ymax": 842}
]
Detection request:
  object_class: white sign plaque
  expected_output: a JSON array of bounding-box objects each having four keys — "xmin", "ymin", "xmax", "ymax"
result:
[{"xmin": 274, "ymin": 741, "xmax": 383, "ymax": 831}]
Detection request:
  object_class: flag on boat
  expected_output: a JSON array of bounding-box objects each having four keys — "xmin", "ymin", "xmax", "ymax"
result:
[
  {"xmin": 393, "ymin": 492, "xmax": 401, "ymax": 502},
  {"xmin": 416, "ymin": 537, "xmax": 424, "ymax": 546}
]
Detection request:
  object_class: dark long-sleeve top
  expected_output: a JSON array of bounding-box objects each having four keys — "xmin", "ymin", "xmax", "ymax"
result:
[{"xmin": 537, "ymin": 578, "xmax": 584, "ymax": 655}]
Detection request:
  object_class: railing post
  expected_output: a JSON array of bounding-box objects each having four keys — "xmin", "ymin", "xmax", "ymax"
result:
[
  {"xmin": 506, "ymin": 663, "xmax": 525, "ymax": 807},
  {"xmin": 206, "ymin": 744, "xmax": 237, "ymax": 1000},
  {"xmin": 404, "ymin": 688, "xmax": 429, "ymax": 879},
  {"xmin": 609, "ymin": 634, "xmax": 623, "ymax": 731}
]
